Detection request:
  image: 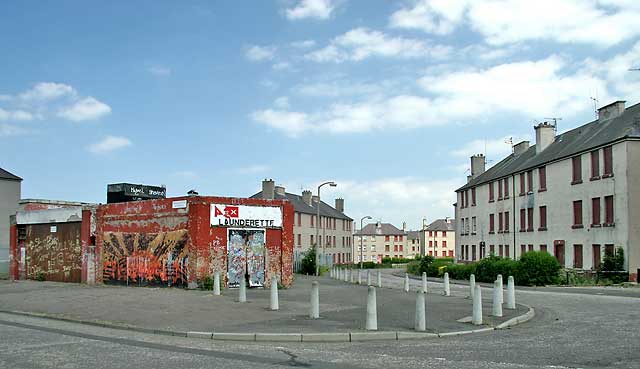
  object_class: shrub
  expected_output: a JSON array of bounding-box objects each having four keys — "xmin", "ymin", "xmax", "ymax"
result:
[
  {"xmin": 202, "ymin": 276, "xmax": 214, "ymax": 290},
  {"xmin": 381, "ymin": 257, "xmax": 412, "ymax": 264},
  {"xmin": 516, "ymin": 251, "xmax": 561, "ymax": 286},
  {"xmin": 35, "ymin": 271, "xmax": 46, "ymax": 282},
  {"xmin": 360, "ymin": 261, "xmax": 377, "ymax": 269},
  {"xmin": 427, "ymin": 259, "xmax": 453, "ymax": 277},
  {"xmin": 446, "ymin": 263, "xmax": 476, "ymax": 280},
  {"xmin": 474, "ymin": 255, "xmax": 519, "ymax": 283},
  {"xmin": 299, "ymin": 247, "xmax": 316, "ymax": 275},
  {"xmin": 406, "ymin": 261, "xmax": 421, "ymax": 275},
  {"xmin": 599, "ymin": 247, "xmax": 627, "ymax": 283}
]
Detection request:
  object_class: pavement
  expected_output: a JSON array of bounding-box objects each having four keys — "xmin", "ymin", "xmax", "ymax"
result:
[{"xmin": 0, "ymin": 271, "xmax": 526, "ymax": 337}]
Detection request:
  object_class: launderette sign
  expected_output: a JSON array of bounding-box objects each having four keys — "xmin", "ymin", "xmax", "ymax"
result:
[{"xmin": 210, "ymin": 204, "xmax": 282, "ymax": 228}]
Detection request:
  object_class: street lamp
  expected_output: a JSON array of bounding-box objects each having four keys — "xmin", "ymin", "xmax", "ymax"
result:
[
  {"xmin": 315, "ymin": 181, "xmax": 337, "ymax": 276},
  {"xmin": 360, "ymin": 216, "xmax": 372, "ymax": 269}
]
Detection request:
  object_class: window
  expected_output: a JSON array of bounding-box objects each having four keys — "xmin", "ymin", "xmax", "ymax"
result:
[
  {"xmin": 572, "ymin": 156, "xmax": 582, "ymax": 184},
  {"xmin": 472, "ymin": 245, "xmax": 476, "ymax": 261},
  {"xmin": 592, "ymin": 197, "xmax": 601, "ymax": 226},
  {"xmin": 471, "ymin": 188, "xmax": 476, "ymax": 206},
  {"xmin": 592, "ymin": 245, "xmax": 601, "ymax": 270},
  {"xmin": 573, "ymin": 200, "xmax": 583, "ymax": 228},
  {"xmin": 385, "ymin": 245, "xmax": 390, "ymax": 252},
  {"xmin": 489, "ymin": 244, "xmax": 495, "ymax": 255},
  {"xmin": 489, "ymin": 214, "xmax": 495, "ymax": 233},
  {"xmin": 504, "ymin": 211, "xmax": 509, "ymax": 232},
  {"xmin": 429, "ymin": 240, "xmax": 433, "ymax": 247},
  {"xmin": 540, "ymin": 244, "xmax": 547, "ymax": 253},
  {"xmin": 528, "ymin": 244, "xmax": 534, "ymax": 252},
  {"xmin": 519, "ymin": 173, "xmax": 525, "ymax": 195},
  {"xmin": 465, "ymin": 245, "xmax": 470, "ymax": 260},
  {"xmin": 527, "ymin": 170, "xmax": 533, "ymax": 193},
  {"xmin": 459, "ymin": 192, "xmax": 464, "ymax": 208},
  {"xmin": 505, "ymin": 245, "xmax": 510, "ymax": 258},
  {"xmin": 498, "ymin": 180, "xmax": 503, "ymax": 200},
  {"xmin": 394, "ymin": 235, "xmax": 398, "ymax": 242},
  {"xmin": 434, "ymin": 241, "xmax": 438, "ymax": 247},
  {"xmin": 520, "ymin": 244, "xmax": 526, "ymax": 256},
  {"xmin": 520, "ymin": 209, "xmax": 526, "ymax": 231},
  {"xmin": 604, "ymin": 195, "xmax": 614, "ymax": 225},
  {"xmin": 504, "ymin": 178, "xmax": 509, "ymax": 198},
  {"xmin": 472, "ymin": 217, "xmax": 477, "ymax": 234},
  {"xmin": 400, "ymin": 245, "xmax": 403, "ymax": 252},
  {"xmin": 489, "ymin": 182, "xmax": 495, "ymax": 202},
  {"xmin": 555, "ymin": 242, "xmax": 565, "ymax": 266},
  {"xmin": 435, "ymin": 251, "xmax": 438, "ymax": 257},
  {"xmin": 310, "ymin": 215, "xmax": 315, "ymax": 227},
  {"xmin": 499, "ymin": 244, "xmax": 504, "ymax": 257},
  {"xmin": 590, "ymin": 150, "xmax": 600, "ymax": 179},
  {"xmin": 297, "ymin": 234, "xmax": 301, "ymax": 246},
  {"xmin": 443, "ymin": 240, "xmax": 447, "ymax": 248},
  {"xmin": 394, "ymin": 245, "xmax": 398, "ymax": 252},
  {"xmin": 465, "ymin": 190, "xmax": 469, "ymax": 208},
  {"xmin": 498, "ymin": 212, "xmax": 503, "ymax": 232},
  {"xmin": 310, "ymin": 235, "xmax": 314, "ymax": 245},
  {"xmin": 539, "ymin": 206, "xmax": 547, "ymax": 230},
  {"xmin": 573, "ymin": 245, "xmax": 583, "ymax": 269},
  {"xmin": 539, "ymin": 166, "xmax": 547, "ymax": 191},
  {"xmin": 442, "ymin": 231, "xmax": 447, "ymax": 237},
  {"xmin": 603, "ymin": 145, "xmax": 613, "ymax": 176},
  {"xmin": 385, "ymin": 235, "xmax": 390, "ymax": 241},
  {"xmin": 605, "ymin": 244, "xmax": 614, "ymax": 256},
  {"xmin": 527, "ymin": 208, "xmax": 534, "ymax": 231},
  {"xmin": 399, "ymin": 235, "xmax": 403, "ymax": 241}
]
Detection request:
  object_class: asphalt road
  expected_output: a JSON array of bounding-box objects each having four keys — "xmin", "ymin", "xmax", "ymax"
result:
[{"xmin": 0, "ymin": 271, "xmax": 638, "ymax": 369}]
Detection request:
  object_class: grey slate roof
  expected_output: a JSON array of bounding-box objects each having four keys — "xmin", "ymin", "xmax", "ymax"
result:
[
  {"xmin": 250, "ymin": 191, "xmax": 352, "ymax": 221},
  {"xmin": 425, "ymin": 218, "xmax": 455, "ymax": 231},
  {"xmin": 406, "ymin": 230, "xmax": 420, "ymax": 240},
  {"xmin": 457, "ymin": 101, "xmax": 640, "ymax": 192},
  {"xmin": 0, "ymin": 167, "xmax": 22, "ymax": 181},
  {"xmin": 355, "ymin": 223, "xmax": 405, "ymax": 236}
]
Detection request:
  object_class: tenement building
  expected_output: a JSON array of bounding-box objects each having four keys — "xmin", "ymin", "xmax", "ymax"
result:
[
  {"xmin": 354, "ymin": 222, "xmax": 409, "ymax": 263},
  {"xmin": 421, "ymin": 218, "xmax": 456, "ymax": 258},
  {"xmin": 252, "ymin": 179, "xmax": 353, "ymax": 264},
  {"xmin": 455, "ymin": 100, "xmax": 640, "ymax": 282}
]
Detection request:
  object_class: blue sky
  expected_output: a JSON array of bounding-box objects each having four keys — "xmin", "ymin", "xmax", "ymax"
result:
[{"xmin": 1, "ymin": 0, "xmax": 639, "ymax": 229}]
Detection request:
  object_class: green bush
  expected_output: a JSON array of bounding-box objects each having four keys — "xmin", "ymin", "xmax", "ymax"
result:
[
  {"xmin": 299, "ymin": 247, "xmax": 316, "ymax": 275},
  {"xmin": 474, "ymin": 255, "xmax": 520, "ymax": 283},
  {"xmin": 381, "ymin": 257, "xmax": 412, "ymax": 264},
  {"xmin": 35, "ymin": 271, "xmax": 46, "ymax": 281},
  {"xmin": 406, "ymin": 260, "xmax": 421, "ymax": 275},
  {"xmin": 516, "ymin": 251, "xmax": 561, "ymax": 286},
  {"xmin": 599, "ymin": 247, "xmax": 627, "ymax": 283},
  {"xmin": 446, "ymin": 263, "xmax": 476, "ymax": 280},
  {"xmin": 202, "ymin": 276, "xmax": 214, "ymax": 290}
]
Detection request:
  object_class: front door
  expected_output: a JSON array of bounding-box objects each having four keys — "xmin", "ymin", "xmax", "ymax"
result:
[{"xmin": 227, "ymin": 229, "xmax": 266, "ymax": 288}]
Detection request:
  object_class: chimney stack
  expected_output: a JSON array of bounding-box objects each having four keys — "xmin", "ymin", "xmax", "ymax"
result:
[
  {"xmin": 275, "ymin": 185, "xmax": 285, "ymax": 196},
  {"xmin": 402, "ymin": 222, "xmax": 406, "ymax": 231},
  {"xmin": 262, "ymin": 179, "xmax": 275, "ymax": 200},
  {"xmin": 312, "ymin": 195, "xmax": 319, "ymax": 205},
  {"xmin": 335, "ymin": 198, "xmax": 344, "ymax": 213},
  {"xmin": 513, "ymin": 141, "xmax": 530, "ymax": 156},
  {"xmin": 598, "ymin": 100, "xmax": 626, "ymax": 122},
  {"xmin": 470, "ymin": 154, "xmax": 485, "ymax": 178},
  {"xmin": 534, "ymin": 122, "xmax": 555, "ymax": 154},
  {"xmin": 302, "ymin": 190, "xmax": 312, "ymax": 206}
]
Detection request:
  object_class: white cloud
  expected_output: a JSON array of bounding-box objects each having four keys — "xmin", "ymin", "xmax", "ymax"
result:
[
  {"xmin": 18, "ymin": 82, "xmax": 77, "ymax": 101},
  {"xmin": 245, "ymin": 45, "xmax": 276, "ymax": 62},
  {"xmin": 306, "ymin": 27, "xmax": 450, "ymax": 62},
  {"xmin": 285, "ymin": 0, "xmax": 335, "ymax": 20},
  {"xmin": 272, "ymin": 61, "xmax": 291, "ymax": 70},
  {"xmin": 58, "ymin": 96, "xmax": 112, "ymax": 122},
  {"xmin": 390, "ymin": 0, "xmax": 640, "ymax": 46},
  {"xmin": 148, "ymin": 66, "xmax": 171, "ymax": 76},
  {"xmin": 88, "ymin": 136, "xmax": 132, "ymax": 154},
  {"xmin": 452, "ymin": 135, "xmax": 530, "ymax": 159},
  {"xmin": 250, "ymin": 109, "xmax": 311, "ymax": 137},
  {"xmin": 0, "ymin": 123, "xmax": 29, "ymax": 137},
  {"xmin": 235, "ymin": 165, "xmax": 271, "ymax": 174},
  {"xmin": 274, "ymin": 96, "xmax": 290, "ymax": 109},
  {"xmin": 584, "ymin": 41, "xmax": 640, "ymax": 103},
  {"xmin": 294, "ymin": 80, "xmax": 393, "ymax": 98},
  {"xmin": 0, "ymin": 108, "xmax": 34, "ymax": 121},
  {"xmin": 290, "ymin": 40, "xmax": 316, "ymax": 48}
]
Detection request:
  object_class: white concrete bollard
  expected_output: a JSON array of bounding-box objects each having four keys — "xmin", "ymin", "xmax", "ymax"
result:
[
  {"xmin": 357, "ymin": 270, "xmax": 362, "ymax": 285},
  {"xmin": 404, "ymin": 273, "xmax": 410, "ymax": 292},
  {"xmin": 422, "ymin": 272, "xmax": 428, "ymax": 294},
  {"xmin": 330, "ymin": 267, "xmax": 334, "ymax": 279},
  {"xmin": 506, "ymin": 276, "xmax": 516, "ymax": 309},
  {"xmin": 351, "ymin": 269, "xmax": 356, "ymax": 284},
  {"xmin": 492, "ymin": 280, "xmax": 503, "ymax": 317},
  {"xmin": 367, "ymin": 270, "xmax": 371, "ymax": 286},
  {"xmin": 472, "ymin": 284, "xmax": 482, "ymax": 325},
  {"xmin": 443, "ymin": 272, "xmax": 451, "ymax": 296},
  {"xmin": 366, "ymin": 286, "xmax": 377, "ymax": 330},
  {"xmin": 414, "ymin": 290, "xmax": 426, "ymax": 331},
  {"xmin": 469, "ymin": 274, "xmax": 476, "ymax": 300},
  {"xmin": 270, "ymin": 276, "xmax": 279, "ymax": 311},
  {"xmin": 238, "ymin": 278, "xmax": 247, "ymax": 302},
  {"xmin": 213, "ymin": 271, "xmax": 221, "ymax": 296},
  {"xmin": 377, "ymin": 270, "xmax": 382, "ymax": 288},
  {"xmin": 310, "ymin": 281, "xmax": 319, "ymax": 319},
  {"xmin": 497, "ymin": 274, "xmax": 504, "ymax": 305}
]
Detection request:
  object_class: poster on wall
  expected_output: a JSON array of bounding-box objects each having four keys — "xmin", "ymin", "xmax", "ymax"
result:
[
  {"xmin": 211, "ymin": 204, "xmax": 282, "ymax": 228},
  {"xmin": 227, "ymin": 229, "xmax": 266, "ymax": 288}
]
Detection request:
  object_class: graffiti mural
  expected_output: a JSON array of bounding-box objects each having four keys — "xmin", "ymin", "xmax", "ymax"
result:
[
  {"xmin": 227, "ymin": 229, "xmax": 266, "ymax": 288},
  {"xmin": 102, "ymin": 230, "xmax": 189, "ymax": 286},
  {"xmin": 24, "ymin": 223, "xmax": 82, "ymax": 283}
]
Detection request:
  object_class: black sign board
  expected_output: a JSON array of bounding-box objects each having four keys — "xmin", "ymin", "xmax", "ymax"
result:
[{"xmin": 107, "ymin": 183, "xmax": 167, "ymax": 203}]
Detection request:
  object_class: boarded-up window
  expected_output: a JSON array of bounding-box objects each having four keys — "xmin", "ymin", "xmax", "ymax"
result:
[
  {"xmin": 592, "ymin": 197, "xmax": 601, "ymax": 225},
  {"xmin": 489, "ymin": 214, "xmax": 495, "ymax": 233},
  {"xmin": 498, "ymin": 180, "xmax": 503, "ymax": 199},
  {"xmin": 504, "ymin": 178, "xmax": 509, "ymax": 197},
  {"xmin": 605, "ymin": 195, "xmax": 614, "ymax": 224},
  {"xmin": 592, "ymin": 244, "xmax": 601, "ymax": 270},
  {"xmin": 540, "ymin": 244, "xmax": 547, "ymax": 253},
  {"xmin": 603, "ymin": 146, "xmax": 613, "ymax": 176},
  {"xmin": 498, "ymin": 212, "xmax": 503, "ymax": 231},
  {"xmin": 572, "ymin": 156, "xmax": 582, "ymax": 183},
  {"xmin": 504, "ymin": 211, "xmax": 509, "ymax": 231},
  {"xmin": 591, "ymin": 150, "xmax": 599, "ymax": 178},
  {"xmin": 471, "ymin": 188, "xmax": 476, "ymax": 206},
  {"xmin": 539, "ymin": 166, "xmax": 547, "ymax": 190},
  {"xmin": 527, "ymin": 208, "xmax": 534, "ymax": 231},
  {"xmin": 489, "ymin": 182, "xmax": 494, "ymax": 202},
  {"xmin": 573, "ymin": 200, "xmax": 583, "ymax": 227},
  {"xmin": 574, "ymin": 244, "xmax": 583, "ymax": 268},
  {"xmin": 520, "ymin": 209, "xmax": 526, "ymax": 231},
  {"xmin": 539, "ymin": 206, "xmax": 547, "ymax": 230},
  {"xmin": 527, "ymin": 170, "xmax": 533, "ymax": 193},
  {"xmin": 519, "ymin": 173, "xmax": 525, "ymax": 195}
]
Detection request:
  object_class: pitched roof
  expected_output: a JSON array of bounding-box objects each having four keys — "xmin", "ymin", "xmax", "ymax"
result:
[
  {"xmin": 0, "ymin": 167, "xmax": 22, "ymax": 181},
  {"xmin": 406, "ymin": 230, "xmax": 420, "ymax": 240},
  {"xmin": 425, "ymin": 218, "xmax": 455, "ymax": 231},
  {"xmin": 355, "ymin": 222, "xmax": 405, "ymax": 236},
  {"xmin": 250, "ymin": 191, "xmax": 352, "ymax": 221},
  {"xmin": 457, "ymin": 101, "xmax": 640, "ymax": 192}
]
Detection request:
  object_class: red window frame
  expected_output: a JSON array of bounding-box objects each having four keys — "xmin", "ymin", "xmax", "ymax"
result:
[
  {"xmin": 604, "ymin": 195, "xmax": 614, "ymax": 225},
  {"xmin": 504, "ymin": 178, "xmax": 509, "ymax": 198},
  {"xmin": 591, "ymin": 197, "xmax": 601, "ymax": 226},
  {"xmin": 573, "ymin": 200, "xmax": 583, "ymax": 228},
  {"xmin": 504, "ymin": 211, "xmax": 509, "ymax": 232},
  {"xmin": 592, "ymin": 244, "xmax": 601, "ymax": 270},
  {"xmin": 574, "ymin": 244, "xmax": 583, "ymax": 269},
  {"xmin": 489, "ymin": 214, "xmax": 495, "ymax": 233},
  {"xmin": 539, "ymin": 206, "xmax": 547, "ymax": 230},
  {"xmin": 539, "ymin": 166, "xmax": 547, "ymax": 191},
  {"xmin": 603, "ymin": 146, "xmax": 613, "ymax": 176},
  {"xmin": 527, "ymin": 207, "xmax": 534, "ymax": 231},
  {"xmin": 572, "ymin": 156, "xmax": 582, "ymax": 184},
  {"xmin": 520, "ymin": 209, "xmax": 526, "ymax": 231},
  {"xmin": 527, "ymin": 170, "xmax": 533, "ymax": 193},
  {"xmin": 590, "ymin": 150, "xmax": 600, "ymax": 179},
  {"xmin": 489, "ymin": 182, "xmax": 495, "ymax": 202}
]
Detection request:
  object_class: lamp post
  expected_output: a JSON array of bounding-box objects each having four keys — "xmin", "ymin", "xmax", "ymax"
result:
[
  {"xmin": 360, "ymin": 216, "xmax": 372, "ymax": 269},
  {"xmin": 315, "ymin": 181, "xmax": 337, "ymax": 276}
]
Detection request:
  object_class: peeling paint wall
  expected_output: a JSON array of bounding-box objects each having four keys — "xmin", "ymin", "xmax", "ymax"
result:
[{"xmin": 23, "ymin": 222, "xmax": 83, "ymax": 283}]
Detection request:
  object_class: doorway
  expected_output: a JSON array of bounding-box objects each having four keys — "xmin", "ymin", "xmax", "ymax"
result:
[{"xmin": 227, "ymin": 229, "xmax": 266, "ymax": 288}]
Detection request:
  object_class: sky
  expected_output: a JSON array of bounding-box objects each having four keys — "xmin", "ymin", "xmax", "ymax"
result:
[{"xmin": 1, "ymin": 0, "xmax": 639, "ymax": 230}]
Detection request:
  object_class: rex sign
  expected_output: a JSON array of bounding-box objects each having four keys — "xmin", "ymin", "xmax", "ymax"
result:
[{"xmin": 210, "ymin": 204, "xmax": 283, "ymax": 228}]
